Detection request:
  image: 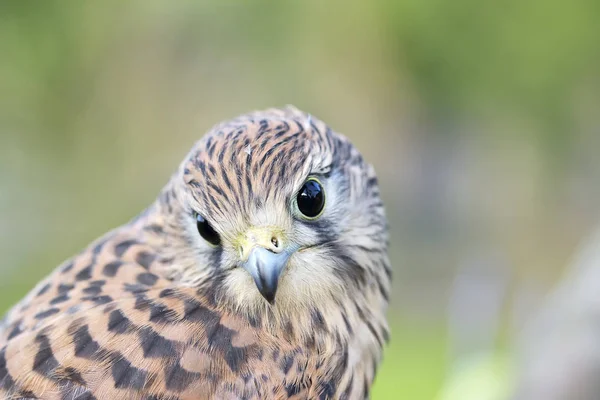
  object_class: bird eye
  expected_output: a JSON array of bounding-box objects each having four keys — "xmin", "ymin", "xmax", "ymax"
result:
[
  {"xmin": 296, "ymin": 178, "xmax": 326, "ymax": 219},
  {"xmin": 193, "ymin": 212, "xmax": 221, "ymax": 246}
]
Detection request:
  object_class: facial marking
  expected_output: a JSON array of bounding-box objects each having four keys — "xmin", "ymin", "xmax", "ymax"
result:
[{"xmin": 172, "ymin": 107, "xmax": 388, "ymax": 319}]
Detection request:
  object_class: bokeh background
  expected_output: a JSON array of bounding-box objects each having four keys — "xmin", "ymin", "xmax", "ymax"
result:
[{"xmin": 1, "ymin": 2, "xmax": 599, "ymax": 399}]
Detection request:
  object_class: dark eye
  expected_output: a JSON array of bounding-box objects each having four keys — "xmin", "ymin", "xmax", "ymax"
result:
[
  {"xmin": 296, "ymin": 178, "xmax": 326, "ymax": 219},
  {"xmin": 194, "ymin": 213, "xmax": 221, "ymax": 246}
]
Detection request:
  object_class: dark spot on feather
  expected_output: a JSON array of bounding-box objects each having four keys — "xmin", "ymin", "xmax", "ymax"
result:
[
  {"xmin": 159, "ymin": 288, "xmax": 176, "ymax": 298},
  {"xmin": 145, "ymin": 224, "xmax": 164, "ymax": 235},
  {"xmin": 247, "ymin": 313, "xmax": 261, "ymax": 328},
  {"xmin": 82, "ymin": 286, "xmax": 102, "ymax": 296},
  {"xmin": 61, "ymin": 366, "xmax": 86, "ymax": 386},
  {"xmin": 50, "ymin": 294, "xmax": 70, "ymax": 305},
  {"xmin": 365, "ymin": 320, "xmax": 384, "ymax": 347},
  {"xmin": 333, "ymin": 249, "xmax": 367, "ymax": 287},
  {"xmin": 195, "ymin": 160, "xmax": 205, "ymax": 175},
  {"xmin": 383, "ymin": 263, "xmax": 392, "ymax": 281},
  {"xmin": 376, "ymin": 276, "xmax": 390, "ymax": 302},
  {"xmin": 207, "ymin": 324, "xmax": 247, "ymax": 373},
  {"xmin": 35, "ymin": 308, "xmax": 60, "ymax": 319},
  {"xmin": 58, "ymin": 283, "xmax": 75, "ymax": 293},
  {"xmin": 36, "ymin": 282, "xmax": 51, "ymax": 296},
  {"xmin": 283, "ymin": 320, "xmax": 295, "ymax": 341},
  {"xmin": 340, "ymin": 348, "xmax": 349, "ymax": 370},
  {"xmin": 0, "ymin": 347, "xmax": 14, "ymax": 390},
  {"xmin": 316, "ymin": 357, "xmax": 326, "ymax": 370},
  {"xmin": 75, "ymin": 265, "xmax": 93, "ymax": 281},
  {"xmin": 318, "ymin": 379, "xmax": 337, "ymax": 400},
  {"xmin": 149, "ymin": 303, "xmax": 178, "ymax": 324},
  {"xmin": 108, "ymin": 309, "xmax": 133, "ymax": 334},
  {"xmin": 183, "ymin": 299, "xmax": 220, "ymax": 328},
  {"xmin": 366, "ymin": 176, "xmax": 378, "ymax": 189},
  {"xmin": 137, "ymin": 272, "xmax": 159, "ymax": 286},
  {"xmin": 114, "ymin": 239, "xmax": 139, "ymax": 257},
  {"xmin": 286, "ymin": 382, "xmax": 302, "ymax": 396},
  {"xmin": 145, "ymin": 396, "xmax": 180, "ymax": 400},
  {"xmin": 7, "ymin": 323, "xmax": 23, "ymax": 340},
  {"xmin": 32, "ymin": 334, "xmax": 59, "ymax": 376},
  {"xmin": 123, "ymin": 283, "xmax": 149, "ymax": 294},
  {"xmin": 17, "ymin": 389, "xmax": 39, "ymax": 399},
  {"xmin": 82, "ymin": 295, "xmax": 113, "ymax": 305},
  {"xmin": 341, "ymin": 312, "xmax": 353, "ymax": 335},
  {"xmin": 207, "ymin": 180, "xmax": 226, "ymax": 198},
  {"xmin": 72, "ymin": 325, "xmax": 100, "ymax": 359},
  {"xmin": 305, "ymin": 334, "xmax": 316, "ymax": 350},
  {"xmin": 103, "ymin": 261, "xmax": 123, "ymax": 277},
  {"xmin": 241, "ymin": 372, "xmax": 251, "ymax": 383},
  {"xmin": 134, "ymin": 293, "xmax": 151, "ymax": 311},
  {"xmin": 92, "ymin": 239, "xmax": 106, "ymax": 255},
  {"xmin": 221, "ymin": 167, "xmax": 232, "ymax": 190},
  {"xmin": 110, "ymin": 354, "xmax": 147, "ymax": 390},
  {"xmin": 280, "ymin": 354, "xmax": 294, "ymax": 374},
  {"xmin": 207, "ymin": 141, "xmax": 216, "ymax": 159},
  {"xmin": 70, "ymin": 392, "xmax": 96, "ymax": 400},
  {"xmin": 245, "ymin": 173, "xmax": 253, "ymax": 199},
  {"xmin": 136, "ymin": 251, "xmax": 156, "ymax": 269},
  {"xmin": 164, "ymin": 362, "xmax": 199, "ymax": 392},
  {"xmin": 60, "ymin": 261, "xmax": 74, "ymax": 274},
  {"xmin": 139, "ymin": 327, "xmax": 177, "ymax": 358},
  {"xmin": 311, "ymin": 309, "xmax": 327, "ymax": 331}
]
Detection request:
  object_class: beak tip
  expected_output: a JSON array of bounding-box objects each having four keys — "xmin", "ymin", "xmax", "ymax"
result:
[
  {"xmin": 243, "ymin": 247, "xmax": 291, "ymax": 307},
  {"xmin": 261, "ymin": 290, "xmax": 276, "ymax": 305}
]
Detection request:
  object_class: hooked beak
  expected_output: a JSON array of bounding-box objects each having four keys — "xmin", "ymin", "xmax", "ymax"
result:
[
  {"xmin": 243, "ymin": 247, "xmax": 291, "ymax": 304},
  {"xmin": 238, "ymin": 226, "xmax": 291, "ymax": 304}
]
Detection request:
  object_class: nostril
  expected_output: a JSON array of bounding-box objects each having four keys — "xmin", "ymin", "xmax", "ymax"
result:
[{"xmin": 271, "ymin": 237, "xmax": 279, "ymax": 248}]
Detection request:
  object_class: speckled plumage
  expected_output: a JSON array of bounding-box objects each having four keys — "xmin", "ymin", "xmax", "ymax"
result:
[{"xmin": 0, "ymin": 106, "xmax": 391, "ymax": 399}]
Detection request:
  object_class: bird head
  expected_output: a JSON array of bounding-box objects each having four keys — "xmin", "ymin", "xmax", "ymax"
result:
[{"xmin": 155, "ymin": 106, "xmax": 390, "ymax": 338}]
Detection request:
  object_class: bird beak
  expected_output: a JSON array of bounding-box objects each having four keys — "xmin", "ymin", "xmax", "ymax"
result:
[
  {"xmin": 238, "ymin": 227, "xmax": 291, "ymax": 304},
  {"xmin": 243, "ymin": 247, "xmax": 291, "ymax": 304}
]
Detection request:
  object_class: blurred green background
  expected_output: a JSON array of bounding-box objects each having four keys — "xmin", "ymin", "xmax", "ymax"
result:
[{"xmin": 1, "ymin": 1, "xmax": 599, "ymax": 399}]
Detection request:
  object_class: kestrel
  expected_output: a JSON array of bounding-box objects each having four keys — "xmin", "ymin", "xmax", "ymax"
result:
[{"xmin": 0, "ymin": 106, "xmax": 391, "ymax": 399}]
